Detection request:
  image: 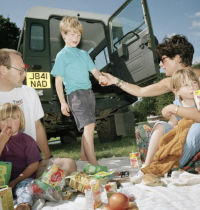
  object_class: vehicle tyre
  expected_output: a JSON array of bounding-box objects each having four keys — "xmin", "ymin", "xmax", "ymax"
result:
[
  {"xmin": 97, "ymin": 116, "xmax": 122, "ymax": 143},
  {"xmin": 60, "ymin": 132, "xmax": 77, "ymax": 144}
]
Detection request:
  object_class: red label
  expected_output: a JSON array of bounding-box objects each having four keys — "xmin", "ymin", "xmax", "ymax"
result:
[{"xmin": 51, "ymin": 170, "xmax": 62, "ymax": 182}]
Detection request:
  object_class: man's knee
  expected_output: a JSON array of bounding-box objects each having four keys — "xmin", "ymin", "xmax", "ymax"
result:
[
  {"xmin": 54, "ymin": 158, "xmax": 77, "ymax": 175},
  {"xmin": 36, "ymin": 158, "xmax": 77, "ymax": 178}
]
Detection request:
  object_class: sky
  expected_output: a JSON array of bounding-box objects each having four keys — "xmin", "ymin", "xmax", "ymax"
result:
[{"xmin": 1, "ymin": 0, "xmax": 200, "ymax": 64}]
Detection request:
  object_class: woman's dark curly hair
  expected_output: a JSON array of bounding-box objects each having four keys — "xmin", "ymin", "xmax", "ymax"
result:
[{"xmin": 156, "ymin": 34, "xmax": 194, "ymax": 66}]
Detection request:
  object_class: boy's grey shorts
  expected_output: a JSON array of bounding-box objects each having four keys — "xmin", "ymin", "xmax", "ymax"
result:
[{"xmin": 67, "ymin": 89, "xmax": 96, "ymax": 132}]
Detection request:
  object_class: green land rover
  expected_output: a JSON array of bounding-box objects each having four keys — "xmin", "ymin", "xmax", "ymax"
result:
[{"xmin": 17, "ymin": 0, "xmax": 159, "ymax": 143}]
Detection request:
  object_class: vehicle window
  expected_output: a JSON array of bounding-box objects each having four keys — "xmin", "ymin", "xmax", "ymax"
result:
[
  {"xmin": 110, "ymin": 0, "xmax": 147, "ymax": 51},
  {"xmin": 30, "ymin": 24, "xmax": 45, "ymax": 51},
  {"xmin": 93, "ymin": 47, "xmax": 109, "ymax": 70}
]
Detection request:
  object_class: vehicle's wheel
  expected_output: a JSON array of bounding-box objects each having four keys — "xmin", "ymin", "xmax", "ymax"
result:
[
  {"xmin": 97, "ymin": 116, "xmax": 122, "ymax": 143},
  {"xmin": 60, "ymin": 132, "xmax": 77, "ymax": 144}
]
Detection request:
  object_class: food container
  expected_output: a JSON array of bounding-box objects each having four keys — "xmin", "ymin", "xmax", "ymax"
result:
[
  {"xmin": 0, "ymin": 162, "xmax": 12, "ymax": 186},
  {"xmin": 0, "ymin": 185, "xmax": 14, "ymax": 210},
  {"xmin": 129, "ymin": 152, "xmax": 142, "ymax": 168},
  {"xmin": 194, "ymin": 90, "xmax": 200, "ymax": 110},
  {"xmin": 83, "ymin": 164, "xmax": 107, "ymax": 175},
  {"xmin": 105, "ymin": 182, "xmax": 118, "ymax": 198},
  {"xmin": 85, "ymin": 179, "xmax": 101, "ymax": 210}
]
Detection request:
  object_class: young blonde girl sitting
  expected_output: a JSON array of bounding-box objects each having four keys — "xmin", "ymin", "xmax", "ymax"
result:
[
  {"xmin": 131, "ymin": 69, "xmax": 200, "ymax": 184},
  {"xmin": 0, "ymin": 103, "xmax": 42, "ymax": 210}
]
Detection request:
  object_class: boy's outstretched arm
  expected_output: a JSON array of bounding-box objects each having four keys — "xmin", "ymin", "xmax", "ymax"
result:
[
  {"xmin": 9, "ymin": 161, "xmax": 39, "ymax": 189},
  {"xmin": 0, "ymin": 127, "xmax": 12, "ymax": 156},
  {"xmin": 55, "ymin": 76, "xmax": 70, "ymax": 116}
]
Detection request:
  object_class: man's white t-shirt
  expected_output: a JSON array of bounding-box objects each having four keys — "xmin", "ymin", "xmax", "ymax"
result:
[{"xmin": 0, "ymin": 85, "xmax": 44, "ymax": 140}]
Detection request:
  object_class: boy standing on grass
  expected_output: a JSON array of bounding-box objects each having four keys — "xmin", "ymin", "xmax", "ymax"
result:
[
  {"xmin": 0, "ymin": 103, "xmax": 42, "ymax": 210},
  {"xmin": 51, "ymin": 16, "xmax": 107, "ymax": 165}
]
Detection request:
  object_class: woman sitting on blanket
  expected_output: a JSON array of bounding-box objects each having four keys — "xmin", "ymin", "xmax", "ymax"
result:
[
  {"xmin": 131, "ymin": 69, "xmax": 200, "ymax": 183},
  {"xmin": 99, "ymin": 34, "xmax": 200, "ymax": 177}
]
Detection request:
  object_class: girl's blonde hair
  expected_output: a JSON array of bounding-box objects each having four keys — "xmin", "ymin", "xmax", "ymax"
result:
[
  {"xmin": 59, "ymin": 16, "xmax": 83, "ymax": 34},
  {"xmin": 171, "ymin": 69, "xmax": 200, "ymax": 91},
  {"xmin": 0, "ymin": 103, "xmax": 25, "ymax": 130}
]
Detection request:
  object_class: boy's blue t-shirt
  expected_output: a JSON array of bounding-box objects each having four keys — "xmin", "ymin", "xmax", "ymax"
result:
[{"xmin": 51, "ymin": 46, "xmax": 96, "ymax": 95}]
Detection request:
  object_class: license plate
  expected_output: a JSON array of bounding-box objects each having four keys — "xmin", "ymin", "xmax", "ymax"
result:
[{"xmin": 26, "ymin": 72, "xmax": 51, "ymax": 89}]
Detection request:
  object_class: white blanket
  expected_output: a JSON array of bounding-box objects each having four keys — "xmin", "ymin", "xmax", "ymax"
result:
[{"xmin": 33, "ymin": 157, "xmax": 200, "ymax": 210}]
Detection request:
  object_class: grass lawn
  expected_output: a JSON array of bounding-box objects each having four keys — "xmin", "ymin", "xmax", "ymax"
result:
[{"xmin": 48, "ymin": 133, "xmax": 137, "ymax": 161}]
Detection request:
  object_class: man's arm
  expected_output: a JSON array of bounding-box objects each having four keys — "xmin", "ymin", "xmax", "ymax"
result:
[
  {"xmin": 35, "ymin": 119, "xmax": 51, "ymax": 159},
  {"xmin": 162, "ymin": 105, "xmax": 200, "ymax": 123},
  {"xmin": 9, "ymin": 161, "xmax": 39, "ymax": 189},
  {"xmin": 100, "ymin": 72, "xmax": 172, "ymax": 97},
  {"xmin": 55, "ymin": 76, "xmax": 70, "ymax": 116}
]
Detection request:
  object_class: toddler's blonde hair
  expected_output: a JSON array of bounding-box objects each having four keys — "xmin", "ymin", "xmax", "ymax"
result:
[
  {"xmin": 171, "ymin": 69, "xmax": 200, "ymax": 91},
  {"xmin": 59, "ymin": 16, "xmax": 83, "ymax": 34},
  {"xmin": 0, "ymin": 103, "xmax": 25, "ymax": 130}
]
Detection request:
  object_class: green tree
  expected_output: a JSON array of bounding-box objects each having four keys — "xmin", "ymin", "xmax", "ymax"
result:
[
  {"xmin": 192, "ymin": 62, "xmax": 200, "ymax": 69},
  {"xmin": 131, "ymin": 73, "xmax": 174, "ymax": 123},
  {"xmin": 0, "ymin": 15, "xmax": 20, "ymax": 49}
]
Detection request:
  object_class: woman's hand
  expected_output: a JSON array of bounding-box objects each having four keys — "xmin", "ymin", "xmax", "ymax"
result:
[
  {"xmin": 99, "ymin": 72, "xmax": 118, "ymax": 86},
  {"xmin": 98, "ymin": 75, "xmax": 108, "ymax": 86}
]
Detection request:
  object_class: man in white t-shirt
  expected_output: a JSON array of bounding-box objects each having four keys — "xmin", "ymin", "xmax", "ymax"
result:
[{"xmin": 0, "ymin": 48, "xmax": 77, "ymax": 175}]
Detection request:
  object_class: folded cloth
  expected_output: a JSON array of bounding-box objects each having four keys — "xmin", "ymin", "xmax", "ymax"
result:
[{"xmin": 142, "ymin": 119, "xmax": 194, "ymax": 176}]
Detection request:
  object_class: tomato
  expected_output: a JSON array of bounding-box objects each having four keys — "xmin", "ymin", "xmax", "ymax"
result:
[
  {"xmin": 101, "ymin": 204, "xmax": 113, "ymax": 210},
  {"xmin": 109, "ymin": 193, "xmax": 129, "ymax": 210}
]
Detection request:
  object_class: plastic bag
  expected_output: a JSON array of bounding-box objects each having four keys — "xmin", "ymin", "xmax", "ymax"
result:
[{"xmin": 28, "ymin": 159, "xmax": 66, "ymax": 202}]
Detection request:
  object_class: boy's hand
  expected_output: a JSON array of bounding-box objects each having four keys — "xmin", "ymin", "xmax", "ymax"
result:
[
  {"xmin": 99, "ymin": 72, "xmax": 118, "ymax": 86},
  {"xmin": 98, "ymin": 75, "xmax": 108, "ymax": 86},
  {"xmin": 0, "ymin": 127, "xmax": 12, "ymax": 144},
  {"xmin": 61, "ymin": 102, "xmax": 70, "ymax": 116}
]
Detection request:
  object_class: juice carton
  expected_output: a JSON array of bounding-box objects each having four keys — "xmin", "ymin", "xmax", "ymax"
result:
[
  {"xmin": 194, "ymin": 90, "xmax": 200, "ymax": 111},
  {"xmin": 105, "ymin": 182, "xmax": 117, "ymax": 198},
  {"xmin": 85, "ymin": 179, "xmax": 101, "ymax": 210},
  {"xmin": 129, "ymin": 152, "xmax": 142, "ymax": 168},
  {"xmin": 0, "ymin": 185, "xmax": 14, "ymax": 210},
  {"xmin": 0, "ymin": 162, "xmax": 12, "ymax": 186},
  {"xmin": 41, "ymin": 164, "xmax": 66, "ymax": 188}
]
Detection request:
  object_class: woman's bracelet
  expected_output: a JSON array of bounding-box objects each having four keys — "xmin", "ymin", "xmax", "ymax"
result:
[
  {"xmin": 174, "ymin": 105, "xmax": 179, "ymax": 115},
  {"xmin": 115, "ymin": 78, "xmax": 121, "ymax": 86},
  {"xmin": 115, "ymin": 78, "xmax": 124, "ymax": 88}
]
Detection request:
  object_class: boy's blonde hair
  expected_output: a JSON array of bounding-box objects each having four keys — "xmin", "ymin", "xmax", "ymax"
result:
[
  {"xmin": 59, "ymin": 16, "xmax": 83, "ymax": 34},
  {"xmin": 0, "ymin": 103, "xmax": 25, "ymax": 130},
  {"xmin": 171, "ymin": 69, "xmax": 200, "ymax": 91}
]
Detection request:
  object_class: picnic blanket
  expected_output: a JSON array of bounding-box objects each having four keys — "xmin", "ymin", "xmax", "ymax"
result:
[{"xmin": 32, "ymin": 157, "xmax": 200, "ymax": 210}]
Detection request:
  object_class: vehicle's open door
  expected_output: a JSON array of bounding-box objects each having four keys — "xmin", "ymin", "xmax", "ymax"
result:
[
  {"xmin": 21, "ymin": 18, "xmax": 54, "ymax": 102},
  {"xmin": 108, "ymin": 0, "xmax": 159, "ymax": 85}
]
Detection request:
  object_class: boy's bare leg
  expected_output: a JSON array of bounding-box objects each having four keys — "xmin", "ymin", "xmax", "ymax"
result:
[
  {"xmin": 144, "ymin": 124, "xmax": 164, "ymax": 165},
  {"xmin": 80, "ymin": 135, "xmax": 88, "ymax": 161},
  {"xmin": 82, "ymin": 123, "xmax": 98, "ymax": 165}
]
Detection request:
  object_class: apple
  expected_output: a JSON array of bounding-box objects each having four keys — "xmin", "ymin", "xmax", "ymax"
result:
[
  {"xmin": 101, "ymin": 204, "xmax": 113, "ymax": 210},
  {"xmin": 109, "ymin": 193, "xmax": 129, "ymax": 210}
]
